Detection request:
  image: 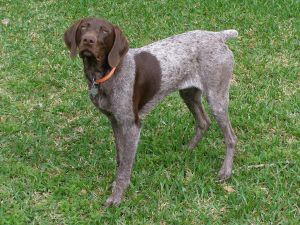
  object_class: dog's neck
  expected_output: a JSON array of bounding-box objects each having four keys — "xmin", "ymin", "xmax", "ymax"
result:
[
  {"xmin": 82, "ymin": 57, "xmax": 110, "ymax": 84},
  {"xmin": 82, "ymin": 55, "xmax": 126, "ymax": 86}
]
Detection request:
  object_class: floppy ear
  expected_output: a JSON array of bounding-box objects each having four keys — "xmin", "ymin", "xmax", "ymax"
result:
[
  {"xmin": 64, "ymin": 20, "xmax": 82, "ymax": 57},
  {"xmin": 108, "ymin": 26, "xmax": 129, "ymax": 68}
]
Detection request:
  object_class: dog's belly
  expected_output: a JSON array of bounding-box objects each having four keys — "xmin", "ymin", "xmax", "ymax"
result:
[{"xmin": 138, "ymin": 68, "xmax": 204, "ymax": 119}]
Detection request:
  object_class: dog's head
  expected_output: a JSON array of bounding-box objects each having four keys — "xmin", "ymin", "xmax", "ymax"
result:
[{"xmin": 64, "ymin": 18, "xmax": 129, "ymax": 68}]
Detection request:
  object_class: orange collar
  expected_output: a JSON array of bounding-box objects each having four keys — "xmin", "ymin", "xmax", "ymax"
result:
[{"xmin": 94, "ymin": 67, "xmax": 116, "ymax": 84}]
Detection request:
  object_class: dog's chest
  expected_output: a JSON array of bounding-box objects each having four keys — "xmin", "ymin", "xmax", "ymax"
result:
[{"xmin": 88, "ymin": 85, "xmax": 111, "ymax": 112}]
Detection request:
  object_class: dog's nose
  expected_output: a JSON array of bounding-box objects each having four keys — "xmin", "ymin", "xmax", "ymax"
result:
[{"xmin": 83, "ymin": 35, "xmax": 96, "ymax": 45}]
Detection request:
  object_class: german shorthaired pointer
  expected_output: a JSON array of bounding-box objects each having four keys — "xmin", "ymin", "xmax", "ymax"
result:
[{"xmin": 64, "ymin": 17, "xmax": 238, "ymax": 206}]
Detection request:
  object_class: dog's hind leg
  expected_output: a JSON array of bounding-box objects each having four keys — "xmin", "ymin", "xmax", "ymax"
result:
[
  {"xmin": 180, "ymin": 87, "xmax": 211, "ymax": 149},
  {"xmin": 206, "ymin": 90, "xmax": 237, "ymax": 181}
]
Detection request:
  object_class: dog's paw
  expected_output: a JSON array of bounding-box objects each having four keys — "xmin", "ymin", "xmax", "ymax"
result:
[
  {"xmin": 186, "ymin": 141, "xmax": 198, "ymax": 150},
  {"xmin": 183, "ymin": 133, "xmax": 205, "ymax": 150},
  {"xmin": 182, "ymin": 141, "xmax": 197, "ymax": 150},
  {"xmin": 104, "ymin": 195, "xmax": 122, "ymax": 207},
  {"xmin": 218, "ymin": 166, "xmax": 232, "ymax": 182}
]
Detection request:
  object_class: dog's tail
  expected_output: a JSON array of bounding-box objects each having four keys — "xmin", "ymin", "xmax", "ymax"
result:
[{"xmin": 220, "ymin": 29, "xmax": 238, "ymax": 41}]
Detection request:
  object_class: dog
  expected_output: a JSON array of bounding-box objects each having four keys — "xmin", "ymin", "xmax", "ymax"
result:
[{"xmin": 64, "ymin": 17, "xmax": 238, "ymax": 206}]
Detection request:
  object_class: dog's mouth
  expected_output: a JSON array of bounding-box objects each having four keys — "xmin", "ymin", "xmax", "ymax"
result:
[
  {"xmin": 79, "ymin": 49, "xmax": 96, "ymax": 58},
  {"xmin": 79, "ymin": 49, "xmax": 105, "ymax": 64}
]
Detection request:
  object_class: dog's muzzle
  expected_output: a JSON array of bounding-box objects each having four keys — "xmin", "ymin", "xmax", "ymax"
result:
[{"xmin": 79, "ymin": 49, "xmax": 94, "ymax": 58}]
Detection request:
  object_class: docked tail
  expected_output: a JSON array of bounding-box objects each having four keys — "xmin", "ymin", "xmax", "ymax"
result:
[{"xmin": 220, "ymin": 30, "xmax": 238, "ymax": 41}]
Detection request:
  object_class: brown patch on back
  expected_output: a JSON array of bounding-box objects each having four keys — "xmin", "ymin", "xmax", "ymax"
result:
[{"xmin": 133, "ymin": 51, "xmax": 162, "ymax": 125}]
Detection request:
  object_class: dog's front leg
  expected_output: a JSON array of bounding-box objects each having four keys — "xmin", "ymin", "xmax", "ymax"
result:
[{"xmin": 104, "ymin": 121, "xmax": 140, "ymax": 207}]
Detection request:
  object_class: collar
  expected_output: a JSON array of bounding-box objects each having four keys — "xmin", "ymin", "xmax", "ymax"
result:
[{"xmin": 94, "ymin": 67, "xmax": 116, "ymax": 84}]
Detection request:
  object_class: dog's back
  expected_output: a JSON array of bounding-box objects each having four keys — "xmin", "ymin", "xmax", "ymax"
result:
[{"xmin": 131, "ymin": 30, "xmax": 238, "ymax": 116}]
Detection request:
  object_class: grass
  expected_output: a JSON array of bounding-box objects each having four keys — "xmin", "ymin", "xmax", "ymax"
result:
[{"xmin": 0, "ymin": 0, "xmax": 299, "ymax": 224}]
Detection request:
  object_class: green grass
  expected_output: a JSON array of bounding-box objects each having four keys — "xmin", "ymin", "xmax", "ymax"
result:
[{"xmin": 0, "ymin": 0, "xmax": 299, "ymax": 224}]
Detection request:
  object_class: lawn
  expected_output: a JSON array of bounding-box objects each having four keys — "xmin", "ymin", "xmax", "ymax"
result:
[{"xmin": 0, "ymin": 0, "xmax": 299, "ymax": 224}]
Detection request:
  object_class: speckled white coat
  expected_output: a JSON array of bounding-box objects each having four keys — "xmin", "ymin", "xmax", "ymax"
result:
[{"xmin": 88, "ymin": 29, "xmax": 238, "ymax": 206}]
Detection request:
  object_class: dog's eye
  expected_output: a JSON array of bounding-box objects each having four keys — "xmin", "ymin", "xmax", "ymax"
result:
[
  {"xmin": 99, "ymin": 26, "xmax": 108, "ymax": 35},
  {"xmin": 81, "ymin": 26, "xmax": 87, "ymax": 31}
]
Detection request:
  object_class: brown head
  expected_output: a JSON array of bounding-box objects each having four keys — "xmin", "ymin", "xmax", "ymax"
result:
[{"xmin": 64, "ymin": 18, "xmax": 129, "ymax": 68}]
